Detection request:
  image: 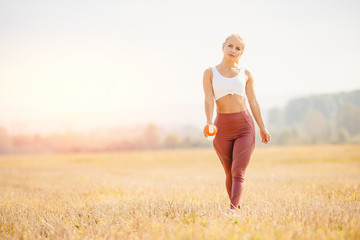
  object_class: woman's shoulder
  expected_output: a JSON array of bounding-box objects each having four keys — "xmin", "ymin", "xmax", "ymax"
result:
[
  {"xmin": 243, "ymin": 67, "xmax": 253, "ymax": 80},
  {"xmin": 203, "ymin": 67, "xmax": 214, "ymax": 77},
  {"xmin": 204, "ymin": 66, "xmax": 214, "ymax": 72},
  {"xmin": 203, "ymin": 67, "xmax": 214, "ymax": 84}
]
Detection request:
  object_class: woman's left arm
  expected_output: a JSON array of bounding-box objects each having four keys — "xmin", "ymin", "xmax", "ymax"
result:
[{"xmin": 245, "ymin": 69, "xmax": 271, "ymax": 144}]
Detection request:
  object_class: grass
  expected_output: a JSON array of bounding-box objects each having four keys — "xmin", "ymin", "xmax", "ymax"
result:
[{"xmin": 0, "ymin": 144, "xmax": 359, "ymax": 239}]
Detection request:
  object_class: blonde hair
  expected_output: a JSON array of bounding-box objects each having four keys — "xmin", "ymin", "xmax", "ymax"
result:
[{"xmin": 224, "ymin": 34, "xmax": 245, "ymax": 64}]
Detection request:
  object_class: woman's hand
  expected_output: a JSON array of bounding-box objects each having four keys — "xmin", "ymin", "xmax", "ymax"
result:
[
  {"xmin": 203, "ymin": 123, "xmax": 213, "ymax": 137},
  {"xmin": 203, "ymin": 125, "xmax": 207, "ymax": 137},
  {"xmin": 260, "ymin": 128, "xmax": 271, "ymax": 144},
  {"xmin": 203, "ymin": 124, "xmax": 209, "ymax": 137}
]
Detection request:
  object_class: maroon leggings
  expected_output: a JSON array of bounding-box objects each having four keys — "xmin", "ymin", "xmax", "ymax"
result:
[{"xmin": 213, "ymin": 109, "xmax": 255, "ymax": 209}]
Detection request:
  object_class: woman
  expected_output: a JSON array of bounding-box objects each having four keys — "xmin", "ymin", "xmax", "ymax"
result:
[{"xmin": 202, "ymin": 34, "xmax": 271, "ymax": 214}]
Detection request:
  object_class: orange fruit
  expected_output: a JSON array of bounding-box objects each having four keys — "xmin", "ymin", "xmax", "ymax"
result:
[{"xmin": 204, "ymin": 124, "xmax": 217, "ymax": 136}]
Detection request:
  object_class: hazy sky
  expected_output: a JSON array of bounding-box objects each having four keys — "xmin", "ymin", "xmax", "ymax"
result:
[{"xmin": 1, "ymin": 0, "xmax": 360, "ymax": 134}]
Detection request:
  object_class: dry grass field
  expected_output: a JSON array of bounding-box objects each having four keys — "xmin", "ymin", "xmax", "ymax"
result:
[{"xmin": 0, "ymin": 144, "xmax": 359, "ymax": 240}]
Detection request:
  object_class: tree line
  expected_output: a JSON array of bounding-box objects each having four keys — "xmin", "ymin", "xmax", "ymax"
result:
[
  {"xmin": 1, "ymin": 89, "xmax": 360, "ymax": 154},
  {"xmin": 267, "ymin": 89, "xmax": 360, "ymax": 144},
  {"xmin": 0, "ymin": 123, "xmax": 212, "ymax": 154}
]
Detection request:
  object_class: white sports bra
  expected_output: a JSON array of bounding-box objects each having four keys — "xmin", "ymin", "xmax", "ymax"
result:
[{"xmin": 211, "ymin": 66, "xmax": 248, "ymax": 101}]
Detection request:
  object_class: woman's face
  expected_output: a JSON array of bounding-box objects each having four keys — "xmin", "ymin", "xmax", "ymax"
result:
[{"xmin": 222, "ymin": 37, "xmax": 244, "ymax": 62}]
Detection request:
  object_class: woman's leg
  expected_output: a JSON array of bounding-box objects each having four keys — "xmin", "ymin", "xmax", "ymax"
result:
[
  {"xmin": 230, "ymin": 135, "xmax": 255, "ymax": 209},
  {"xmin": 213, "ymin": 139, "xmax": 233, "ymax": 200},
  {"xmin": 230, "ymin": 112, "xmax": 256, "ymax": 209}
]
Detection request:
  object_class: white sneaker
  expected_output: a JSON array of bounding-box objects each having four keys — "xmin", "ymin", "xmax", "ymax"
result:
[{"xmin": 221, "ymin": 208, "xmax": 239, "ymax": 218}]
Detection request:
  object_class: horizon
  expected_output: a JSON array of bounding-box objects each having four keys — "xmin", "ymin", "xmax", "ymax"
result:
[{"xmin": 1, "ymin": 88, "xmax": 359, "ymax": 136}]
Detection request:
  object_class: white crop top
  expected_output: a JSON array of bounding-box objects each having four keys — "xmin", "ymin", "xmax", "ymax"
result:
[{"xmin": 211, "ymin": 66, "xmax": 248, "ymax": 101}]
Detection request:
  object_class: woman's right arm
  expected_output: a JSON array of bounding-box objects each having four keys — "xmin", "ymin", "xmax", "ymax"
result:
[{"xmin": 203, "ymin": 68, "xmax": 215, "ymax": 125}]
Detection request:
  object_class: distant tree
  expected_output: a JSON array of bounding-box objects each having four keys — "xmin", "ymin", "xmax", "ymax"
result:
[
  {"xmin": 0, "ymin": 127, "xmax": 12, "ymax": 154},
  {"xmin": 12, "ymin": 134, "xmax": 30, "ymax": 148},
  {"xmin": 336, "ymin": 103, "xmax": 360, "ymax": 136},
  {"xmin": 276, "ymin": 128, "xmax": 305, "ymax": 145},
  {"xmin": 283, "ymin": 89, "xmax": 360, "ymax": 127},
  {"xmin": 302, "ymin": 110, "xmax": 328, "ymax": 142},
  {"xmin": 268, "ymin": 108, "xmax": 284, "ymax": 126},
  {"xmin": 284, "ymin": 98, "xmax": 309, "ymax": 126},
  {"xmin": 164, "ymin": 133, "xmax": 182, "ymax": 149},
  {"xmin": 182, "ymin": 135, "xmax": 195, "ymax": 148},
  {"xmin": 141, "ymin": 123, "xmax": 162, "ymax": 149},
  {"xmin": 277, "ymin": 129, "xmax": 291, "ymax": 145},
  {"xmin": 337, "ymin": 127, "xmax": 350, "ymax": 143}
]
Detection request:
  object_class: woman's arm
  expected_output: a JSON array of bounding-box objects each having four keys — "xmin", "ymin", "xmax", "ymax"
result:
[
  {"xmin": 245, "ymin": 69, "xmax": 271, "ymax": 144},
  {"xmin": 203, "ymin": 67, "xmax": 215, "ymax": 125}
]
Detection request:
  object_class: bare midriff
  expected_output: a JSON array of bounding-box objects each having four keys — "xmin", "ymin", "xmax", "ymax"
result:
[{"xmin": 216, "ymin": 94, "xmax": 248, "ymax": 113}]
